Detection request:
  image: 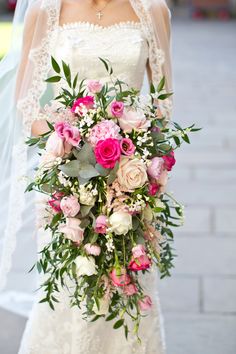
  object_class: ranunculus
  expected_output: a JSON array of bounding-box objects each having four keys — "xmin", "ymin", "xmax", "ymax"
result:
[
  {"xmin": 71, "ymin": 96, "xmax": 94, "ymax": 115},
  {"xmin": 138, "ymin": 295, "xmax": 152, "ymax": 311},
  {"xmin": 148, "ymin": 182, "xmax": 160, "ymax": 196},
  {"xmin": 132, "ymin": 244, "xmax": 146, "ymax": 258},
  {"xmin": 117, "ymin": 157, "xmax": 148, "ymax": 192},
  {"xmin": 46, "ymin": 132, "xmax": 72, "ymax": 157},
  {"xmin": 110, "ymin": 101, "xmax": 124, "ymax": 118},
  {"xmin": 48, "ymin": 192, "xmax": 64, "ymax": 213},
  {"xmin": 118, "ymin": 109, "xmax": 151, "ymax": 133},
  {"xmin": 95, "ymin": 215, "xmax": 108, "ymax": 234},
  {"xmin": 110, "ymin": 268, "xmax": 131, "ymax": 287},
  {"xmin": 147, "ymin": 157, "xmax": 164, "ymax": 180},
  {"xmin": 128, "ymin": 255, "xmax": 151, "ymax": 271},
  {"xmin": 84, "ymin": 243, "xmax": 101, "ymax": 256},
  {"xmin": 162, "ymin": 151, "xmax": 176, "ymax": 171},
  {"xmin": 59, "ymin": 218, "xmax": 84, "ymax": 244},
  {"xmin": 55, "ymin": 121, "xmax": 81, "ymax": 146},
  {"xmin": 120, "ymin": 138, "xmax": 135, "ymax": 156},
  {"xmin": 109, "ymin": 211, "xmax": 132, "ymax": 235},
  {"xmin": 76, "ymin": 256, "xmax": 98, "ymax": 277},
  {"xmin": 94, "ymin": 138, "xmax": 121, "ymax": 169},
  {"xmin": 123, "ymin": 283, "xmax": 138, "ymax": 296},
  {"xmin": 88, "ymin": 120, "xmax": 121, "ymax": 147},
  {"xmin": 87, "ymin": 80, "xmax": 103, "ymax": 93},
  {"xmin": 60, "ymin": 195, "xmax": 80, "ymax": 217}
]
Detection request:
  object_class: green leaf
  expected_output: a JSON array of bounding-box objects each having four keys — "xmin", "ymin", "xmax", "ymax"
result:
[
  {"xmin": 113, "ymin": 319, "xmax": 124, "ymax": 329},
  {"xmin": 45, "ymin": 76, "xmax": 61, "ymax": 83},
  {"xmin": 157, "ymin": 77, "xmax": 166, "ymax": 92},
  {"xmin": 73, "ymin": 73, "xmax": 79, "ymax": 90},
  {"xmin": 51, "ymin": 56, "xmax": 61, "ymax": 74},
  {"xmin": 158, "ymin": 93, "xmax": 173, "ymax": 100},
  {"xmin": 107, "ymin": 162, "xmax": 119, "ymax": 185},
  {"xmin": 62, "ymin": 60, "xmax": 71, "ymax": 86},
  {"xmin": 106, "ymin": 311, "xmax": 119, "ymax": 321},
  {"xmin": 132, "ymin": 216, "xmax": 140, "ymax": 231},
  {"xmin": 79, "ymin": 162, "xmax": 100, "ymax": 179},
  {"xmin": 182, "ymin": 134, "xmax": 190, "ymax": 144},
  {"xmin": 59, "ymin": 160, "xmax": 81, "ymax": 177},
  {"xmin": 99, "ymin": 57, "xmax": 109, "ymax": 72},
  {"xmin": 80, "ymin": 205, "xmax": 93, "ymax": 218},
  {"xmin": 73, "ymin": 143, "xmax": 96, "ymax": 165},
  {"xmin": 150, "ymin": 82, "xmax": 155, "ymax": 94},
  {"xmin": 95, "ymin": 163, "xmax": 111, "ymax": 177}
]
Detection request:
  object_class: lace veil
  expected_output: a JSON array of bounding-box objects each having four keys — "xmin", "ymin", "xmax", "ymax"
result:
[{"xmin": 0, "ymin": 0, "xmax": 172, "ymax": 316}]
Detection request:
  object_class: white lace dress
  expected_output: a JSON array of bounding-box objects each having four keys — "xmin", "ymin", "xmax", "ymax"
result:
[{"xmin": 18, "ymin": 21, "xmax": 166, "ymax": 354}]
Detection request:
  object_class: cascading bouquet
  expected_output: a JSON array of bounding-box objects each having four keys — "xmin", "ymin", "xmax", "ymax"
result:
[{"xmin": 26, "ymin": 57, "xmax": 199, "ymax": 339}]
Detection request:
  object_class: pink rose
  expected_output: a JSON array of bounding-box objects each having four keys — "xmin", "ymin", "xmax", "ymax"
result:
[
  {"xmin": 94, "ymin": 138, "xmax": 121, "ymax": 169},
  {"xmin": 138, "ymin": 295, "xmax": 152, "ymax": 311},
  {"xmin": 60, "ymin": 195, "xmax": 80, "ymax": 217},
  {"xmin": 123, "ymin": 283, "xmax": 138, "ymax": 296},
  {"xmin": 156, "ymin": 169, "xmax": 169, "ymax": 192},
  {"xmin": 55, "ymin": 122, "xmax": 81, "ymax": 147},
  {"xmin": 59, "ymin": 218, "xmax": 84, "ymax": 244},
  {"xmin": 162, "ymin": 151, "xmax": 176, "ymax": 171},
  {"xmin": 84, "ymin": 243, "xmax": 101, "ymax": 256},
  {"xmin": 132, "ymin": 245, "xmax": 146, "ymax": 258},
  {"xmin": 95, "ymin": 215, "xmax": 108, "ymax": 234},
  {"xmin": 147, "ymin": 157, "xmax": 164, "ymax": 180},
  {"xmin": 128, "ymin": 255, "xmax": 151, "ymax": 272},
  {"xmin": 88, "ymin": 120, "xmax": 121, "ymax": 147},
  {"xmin": 48, "ymin": 192, "xmax": 64, "ymax": 213},
  {"xmin": 87, "ymin": 80, "xmax": 103, "ymax": 93},
  {"xmin": 118, "ymin": 109, "xmax": 151, "ymax": 133},
  {"xmin": 110, "ymin": 101, "xmax": 124, "ymax": 118},
  {"xmin": 71, "ymin": 96, "xmax": 94, "ymax": 115},
  {"xmin": 120, "ymin": 138, "xmax": 135, "ymax": 156},
  {"xmin": 46, "ymin": 132, "xmax": 72, "ymax": 157},
  {"xmin": 110, "ymin": 268, "xmax": 131, "ymax": 287},
  {"xmin": 148, "ymin": 183, "xmax": 160, "ymax": 196}
]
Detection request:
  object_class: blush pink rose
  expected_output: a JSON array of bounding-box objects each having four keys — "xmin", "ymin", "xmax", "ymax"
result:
[
  {"xmin": 110, "ymin": 101, "xmax": 124, "ymax": 118},
  {"xmin": 59, "ymin": 218, "xmax": 84, "ymax": 244},
  {"xmin": 138, "ymin": 295, "xmax": 152, "ymax": 311},
  {"xmin": 48, "ymin": 192, "xmax": 64, "ymax": 213},
  {"xmin": 46, "ymin": 132, "xmax": 72, "ymax": 157},
  {"xmin": 55, "ymin": 122, "xmax": 81, "ymax": 147},
  {"xmin": 60, "ymin": 195, "xmax": 80, "ymax": 217},
  {"xmin": 88, "ymin": 120, "xmax": 121, "ymax": 147},
  {"xmin": 120, "ymin": 138, "xmax": 135, "ymax": 156},
  {"xmin": 128, "ymin": 255, "xmax": 151, "ymax": 272},
  {"xmin": 132, "ymin": 245, "xmax": 146, "ymax": 258},
  {"xmin": 156, "ymin": 169, "xmax": 169, "ymax": 192},
  {"xmin": 123, "ymin": 283, "xmax": 138, "ymax": 296},
  {"xmin": 118, "ymin": 109, "xmax": 151, "ymax": 133},
  {"xmin": 147, "ymin": 157, "xmax": 164, "ymax": 180},
  {"xmin": 148, "ymin": 183, "xmax": 160, "ymax": 196},
  {"xmin": 94, "ymin": 138, "xmax": 121, "ymax": 169},
  {"xmin": 162, "ymin": 151, "xmax": 176, "ymax": 171},
  {"xmin": 71, "ymin": 96, "xmax": 94, "ymax": 115},
  {"xmin": 87, "ymin": 80, "xmax": 103, "ymax": 93},
  {"xmin": 95, "ymin": 215, "xmax": 108, "ymax": 234},
  {"xmin": 110, "ymin": 268, "xmax": 131, "ymax": 287},
  {"xmin": 84, "ymin": 243, "xmax": 101, "ymax": 256}
]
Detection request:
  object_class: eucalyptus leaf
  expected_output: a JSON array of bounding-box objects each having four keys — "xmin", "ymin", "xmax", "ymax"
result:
[
  {"xmin": 132, "ymin": 216, "xmax": 140, "ymax": 231},
  {"xmin": 79, "ymin": 162, "xmax": 100, "ymax": 179},
  {"xmin": 59, "ymin": 160, "xmax": 80, "ymax": 177},
  {"xmin": 80, "ymin": 205, "xmax": 93, "ymax": 218},
  {"xmin": 107, "ymin": 162, "xmax": 119, "ymax": 185},
  {"xmin": 73, "ymin": 143, "xmax": 96, "ymax": 165},
  {"xmin": 95, "ymin": 163, "xmax": 111, "ymax": 177}
]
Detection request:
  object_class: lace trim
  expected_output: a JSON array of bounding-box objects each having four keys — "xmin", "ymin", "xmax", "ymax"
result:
[{"xmin": 59, "ymin": 20, "xmax": 142, "ymax": 32}]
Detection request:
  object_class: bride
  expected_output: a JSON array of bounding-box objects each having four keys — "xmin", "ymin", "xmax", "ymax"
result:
[{"xmin": 0, "ymin": 0, "xmax": 172, "ymax": 353}]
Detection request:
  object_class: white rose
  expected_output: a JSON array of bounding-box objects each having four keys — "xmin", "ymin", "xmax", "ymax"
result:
[
  {"xmin": 118, "ymin": 108, "xmax": 151, "ymax": 133},
  {"xmin": 93, "ymin": 297, "xmax": 110, "ymax": 315},
  {"xmin": 76, "ymin": 256, "xmax": 97, "ymax": 277},
  {"xmin": 109, "ymin": 211, "xmax": 132, "ymax": 235},
  {"xmin": 117, "ymin": 157, "xmax": 148, "ymax": 192}
]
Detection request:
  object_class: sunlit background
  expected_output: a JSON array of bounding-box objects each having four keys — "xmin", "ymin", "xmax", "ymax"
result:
[{"xmin": 0, "ymin": 0, "xmax": 236, "ymax": 353}]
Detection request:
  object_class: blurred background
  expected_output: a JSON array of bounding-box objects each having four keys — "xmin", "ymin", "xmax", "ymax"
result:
[{"xmin": 0, "ymin": 0, "xmax": 236, "ymax": 353}]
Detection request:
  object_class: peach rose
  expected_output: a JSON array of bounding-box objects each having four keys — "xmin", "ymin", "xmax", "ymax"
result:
[
  {"xmin": 117, "ymin": 157, "xmax": 148, "ymax": 192},
  {"xmin": 118, "ymin": 109, "xmax": 151, "ymax": 133}
]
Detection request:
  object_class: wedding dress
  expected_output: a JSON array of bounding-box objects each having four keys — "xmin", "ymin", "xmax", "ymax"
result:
[{"xmin": 18, "ymin": 21, "xmax": 166, "ymax": 354}]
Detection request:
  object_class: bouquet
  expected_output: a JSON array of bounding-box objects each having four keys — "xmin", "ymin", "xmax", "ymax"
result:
[{"xmin": 26, "ymin": 57, "xmax": 199, "ymax": 340}]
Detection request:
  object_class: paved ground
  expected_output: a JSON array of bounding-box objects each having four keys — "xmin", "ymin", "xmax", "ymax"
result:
[{"xmin": 0, "ymin": 16, "xmax": 236, "ymax": 354}]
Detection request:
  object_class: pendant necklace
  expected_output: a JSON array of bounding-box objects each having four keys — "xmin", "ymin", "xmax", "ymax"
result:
[{"xmin": 92, "ymin": 0, "xmax": 111, "ymax": 21}]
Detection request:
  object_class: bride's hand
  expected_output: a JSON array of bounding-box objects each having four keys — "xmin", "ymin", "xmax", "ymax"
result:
[{"xmin": 31, "ymin": 119, "xmax": 50, "ymax": 137}]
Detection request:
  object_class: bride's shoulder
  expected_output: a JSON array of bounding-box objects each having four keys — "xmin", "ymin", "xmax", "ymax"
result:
[{"xmin": 145, "ymin": 0, "xmax": 171, "ymax": 20}]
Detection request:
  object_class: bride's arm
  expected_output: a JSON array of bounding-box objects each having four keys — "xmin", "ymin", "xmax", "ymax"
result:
[{"xmin": 16, "ymin": 3, "xmax": 49, "ymax": 137}]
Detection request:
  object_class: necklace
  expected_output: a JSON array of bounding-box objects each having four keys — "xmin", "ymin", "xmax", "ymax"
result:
[{"xmin": 92, "ymin": 0, "xmax": 111, "ymax": 21}]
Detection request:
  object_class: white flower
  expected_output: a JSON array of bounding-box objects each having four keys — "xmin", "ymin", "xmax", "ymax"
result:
[
  {"xmin": 109, "ymin": 211, "xmax": 132, "ymax": 235},
  {"xmin": 79, "ymin": 185, "xmax": 96, "ymax": 206},
  {"xmin": 76, "ymin": 256, "xmax": 98, "ymax": 277},
  {"xmin": 93, "ymin": 297, "xmax": 110, "ymax": 315}
]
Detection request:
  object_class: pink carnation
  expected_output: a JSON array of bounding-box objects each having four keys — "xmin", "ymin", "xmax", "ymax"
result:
[
  {"xmin": 120, "ymin": 138, "xmax": 135, "ymax": 156},
  {"xmin": 71, "ymin": 96, "xmax": 94, "ymax": 115},
  {"xmin": 110, "ymin": 101, "xmax": 124, "ymax": 118},
  {"xmin": 110, "ymin": 268, "xmax": 131, "ymax": 287},
  {"xmin": 55, "ymin": 121, "xmax": 81, "ymax": 147},
  {"xmin": 138, "ymin": 295, "xmax": 152, "ymax": 311},
  {"xmin": 95, "ymin": 215, "xmax": 108, "ymax": 234},
  {"xmin": 128, "ymin": 255, "xmax": 151, "ymax": 272},
  {"xmin": 123, "ymin": 283, "xmax": 138, "ymax": 296},
  {"xmin": 94, "ymin": 138, "xmax": 121, "ymax": 169},
  {"xmin": 84, "ymin": 243, "xmax": 101, "ymax": 256},
  {"xmin": 88, "ymin": 120, "xmax": 121, "ymax": 147},
  {"xmin": 48, "ymin": 192, "xmax": 64, "ymax": 213},
  {"xmin": 162, "ymin": 151, "xmax": 176, "ymax": 171}
]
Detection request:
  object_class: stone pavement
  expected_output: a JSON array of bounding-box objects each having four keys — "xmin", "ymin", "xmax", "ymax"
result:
[{"xmin": 0, "ymin": 18, "xmax": 236, "ymax": 354}]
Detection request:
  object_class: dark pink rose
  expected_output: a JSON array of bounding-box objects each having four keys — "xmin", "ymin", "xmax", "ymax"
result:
[
  {"xmin": 128, "ymin": 255, "xmax": 151, "ymax": 272},
  {"xmin": 120, "ymin": 138, "xmax": 135, "ymax": 156},
  {"xmin": 48, "ymin": 192, "xmax": 64, "ymax": 213},
  {"xmin": 148, "ymin": 183, "xmax": 160, "ymax": 196},
  {"xmin": 110, "ymin": 268, "xmax": 131, "ymax": 287},
  {"xmin": 95, "ymin": 215, "xmax": 108, "ymax": 234},
  {"xmin": 71, "ymin": 96, "xmax": 95, "ymax": 115},
  {"xmin": 138, "ymin": 295, "xmax": 152, "ymax": 311},
  {"xmin": 110, "ymin": 101, "xmax": 124, "ymax": 118},
  {"xmin": 94, "ymin": 138, "xmax": 121, "ymax": 169},
  {"xmin": 123, "ymin": 283, "xmax": 138, "ymax": 296},
  {"xmin": 162, "ymin": 151, "xmax": 176, "ymax": 171}
]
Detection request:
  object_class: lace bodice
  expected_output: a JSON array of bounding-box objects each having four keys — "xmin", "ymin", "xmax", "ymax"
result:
[{"xmin": 54, "ymin": 21, "xmax": 149, "ymax": 90}]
